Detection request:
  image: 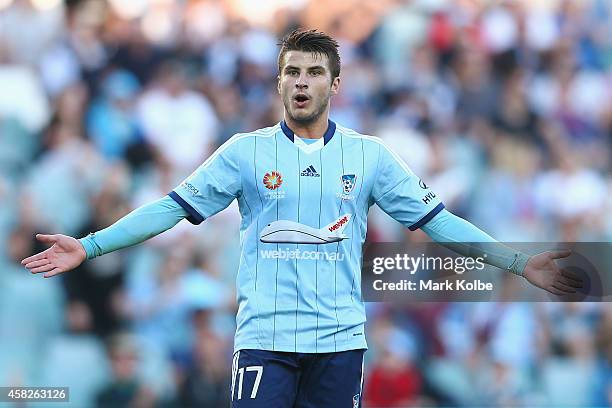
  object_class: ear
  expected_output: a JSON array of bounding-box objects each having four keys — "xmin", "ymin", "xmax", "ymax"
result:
[
  {"xmin": 277, "ymin": 75, "xmax": 281, "ymax": 95},
  {"xmin": 330, "ymin": 76, "xmax": 340, "ymax": 95}
]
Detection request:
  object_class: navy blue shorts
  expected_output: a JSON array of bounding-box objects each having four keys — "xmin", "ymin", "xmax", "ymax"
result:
[{"xmin": 230, "ymin": 349, "xmax": 365, "ymax": 408}]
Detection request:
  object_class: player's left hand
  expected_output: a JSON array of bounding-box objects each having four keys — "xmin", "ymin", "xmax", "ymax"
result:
[{"xmin": 522, "ymin": 250, "xmax": 583, "ymax": 295}]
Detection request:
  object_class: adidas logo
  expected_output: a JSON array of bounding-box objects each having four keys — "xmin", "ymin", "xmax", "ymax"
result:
[{"xmin": 300, "ymin": 165, "xmax": 320, "ymax": 177}]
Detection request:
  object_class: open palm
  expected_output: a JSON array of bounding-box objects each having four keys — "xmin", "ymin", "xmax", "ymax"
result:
[
  {"xmin": 523, "ymin": 250, "xmax": 583, "ymax": 295},
  {"xmin": 21, "ymin": 234, "xmax": 87, "ymax": 278}
]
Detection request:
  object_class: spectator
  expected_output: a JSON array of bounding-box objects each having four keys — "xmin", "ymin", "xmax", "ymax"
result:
[
  {"xmin": 86, "ymin": 69, "xmax": 142, "ymax": 160},
  {"xmin": 177, "ymin": 309, "xmax": 231, "ymax": 407},
  {"xmin": 364, "ymin": 320, "xmax": 422, "ymax": 407},
  {"xmin": 136, "ymin": 61, "xmax": 219, "ymax": 175},
  {"xmin": 95, "ymin": 333, "xmax": 155, "ymax": 408}
]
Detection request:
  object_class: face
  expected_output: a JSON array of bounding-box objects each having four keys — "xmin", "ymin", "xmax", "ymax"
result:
[{"xmin": 278, "ymin": 51, "xmax": 340, "ymax": 125}]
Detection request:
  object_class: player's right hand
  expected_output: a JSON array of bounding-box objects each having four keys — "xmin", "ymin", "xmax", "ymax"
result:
[{"xmin": 21, "ymin": 234, "xmax": 87, "ymax": 278}]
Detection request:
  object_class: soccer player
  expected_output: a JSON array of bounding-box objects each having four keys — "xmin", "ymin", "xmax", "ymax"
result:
[{"xmin": 22, "ymin": 29, "xmax": 582, "ymax": 407}]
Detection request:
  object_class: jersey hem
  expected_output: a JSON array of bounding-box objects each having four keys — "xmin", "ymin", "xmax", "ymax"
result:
[{"xmin": 234, "ymin": 339, "xmax": 368, "ymax": 354}]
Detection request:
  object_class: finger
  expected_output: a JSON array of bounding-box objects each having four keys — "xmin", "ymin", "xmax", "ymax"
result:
[
  {"xmin": 547, "ymin": 286, "xmax": 567, "ymax": 296},
  {"xmin": 36, "ymin": 234, "xmax": 59, "ymax": 245},
  {"xmin": 21, "ymin": 250, "xmax": 49, "ymax": 265},
  {"xmin": 44, "ymin": 268, "xmax": 63, "ymax": 278},
  {"xmin": 30, "ymin": 263, "xmax": 58, "ymax": 274},
  {"xmin": 24, "ymin": 259, "xmax": 50, "ymax": 269},
  {"xmin": 552, "ymin": 282, "xmax": 576, "ymax": 294},
  {"xmin": 559, "ymin": 276, "xmax": 583, "ymax": 289},
  {"xmin": 561, "ymin": 269, "xmax": 582, "ymax": 281},
  {"xmin": 549, "ymin": 249, "xmax": 571, "ymax": 259}
]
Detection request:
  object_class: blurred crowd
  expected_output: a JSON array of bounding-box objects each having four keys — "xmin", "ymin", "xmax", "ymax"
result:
[{"xmin": 0, "ymin": 0, "xmax": 611, "ymax": 406}]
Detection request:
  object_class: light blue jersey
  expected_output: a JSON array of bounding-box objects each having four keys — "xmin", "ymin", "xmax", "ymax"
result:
[{"xmin": 169, "ymin": 120, "xmax": 444, "ymax": 353}]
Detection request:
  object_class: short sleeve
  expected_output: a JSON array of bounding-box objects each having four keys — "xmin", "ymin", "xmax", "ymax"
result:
[
  {"xmin": 371, "ymin": 141, "xmax": 444, "ymax": 230},
  {"xmin": 169, "ymin": 136, "xmax": 242, "ymax": 224}
]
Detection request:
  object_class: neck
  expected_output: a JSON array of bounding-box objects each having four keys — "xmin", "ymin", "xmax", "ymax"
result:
[{"xmin": 283, "ymin": 112, "xmax": 329, "ymax": 139}]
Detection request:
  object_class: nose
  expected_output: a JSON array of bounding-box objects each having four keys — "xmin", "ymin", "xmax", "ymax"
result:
[{"xmin": 295, "ymin": 73, "xmax": 308, "ymax": 89}]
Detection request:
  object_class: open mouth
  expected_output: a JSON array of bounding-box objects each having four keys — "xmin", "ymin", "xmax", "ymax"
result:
[{"xmin": 293, "ymin": 94, "xmax": 310, "ymax": 108}]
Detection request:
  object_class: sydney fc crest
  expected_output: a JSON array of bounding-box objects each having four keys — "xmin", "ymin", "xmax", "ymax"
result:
[
  {"xmin": 341, "ymin": 174, "xmax": 356, "ymax": 194},
  {"xmin": 337, "ymin": 174, "xmax": 357, "ymax": 200}
]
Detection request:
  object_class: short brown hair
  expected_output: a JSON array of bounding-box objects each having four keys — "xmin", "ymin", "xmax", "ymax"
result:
[{"xmin": 278, "ymin": 29, "xmax": 341, "ymax": 79}]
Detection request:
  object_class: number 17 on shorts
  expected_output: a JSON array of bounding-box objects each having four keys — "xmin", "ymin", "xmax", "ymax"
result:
[
  {"xmin": 230, "ymin": 349, "xmax": 365, "ymax": 408},
  {"xmin": 231, "ymin": 352, "xmax": 264, "ymax": 403},
  {"xmin": 233, "ymin": 349, "xmax": 302, "ymax": 407}
]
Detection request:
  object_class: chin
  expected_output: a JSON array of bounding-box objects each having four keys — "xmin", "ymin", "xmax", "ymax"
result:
[
  {"xmin": 295, "ymin": 105, "xmax": 325, "ymax": 121},
  {"xmin": 295, "ymin": 112, "xmax": 315, "ymax": 121},
  {"xmin": 289, "ymin": 111, "xmax": 316, "ymax": 124}
]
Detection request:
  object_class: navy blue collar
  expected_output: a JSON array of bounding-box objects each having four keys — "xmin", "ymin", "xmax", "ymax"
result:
[{"xmin": 280, "ymin": 119, "xmax": 336, "ymax": 145}]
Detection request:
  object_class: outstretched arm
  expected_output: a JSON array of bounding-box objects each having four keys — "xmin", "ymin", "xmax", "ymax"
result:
[
  {"xmin": 21, "ymin": 195, "xmax": 188, "ymax": 278},
  {"xmin": 421, "ymin": 209, "xmax": 582, "ymax": 295}
]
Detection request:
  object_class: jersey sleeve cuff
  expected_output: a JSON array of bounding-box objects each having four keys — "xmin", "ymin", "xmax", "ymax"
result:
[
  {"xmin": 509, "ymin": 252, "xmax": 531, "ymax": 276},
  {"xmin": 408, "ymin": 203, "xmax": 445, "ymax": 231},
  {"xmin": 78, "ymin": 235, "xmax": 96, "ymax": 260},
  {"xmin": 168, "ymin": 191, "xmax": 205, "ymax": 225}
]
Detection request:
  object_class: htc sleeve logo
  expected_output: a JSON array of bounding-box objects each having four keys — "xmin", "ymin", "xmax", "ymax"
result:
[{"xmin": 422, "ymin": 192, "xmax": 436, "ymax": 204}]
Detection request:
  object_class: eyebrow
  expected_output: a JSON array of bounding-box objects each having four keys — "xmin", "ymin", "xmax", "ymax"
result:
[{"xmin": 284, "ymin": 65, "xmax": 327, "ymax": 72}]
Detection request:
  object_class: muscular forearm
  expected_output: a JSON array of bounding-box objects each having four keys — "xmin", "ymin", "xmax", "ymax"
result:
[
  {"xmin": 421, "ymin": 209, "xmax": 530, "ymax": 275},
  {"xmin": 79, "ymin": 195, "xmax": 189, "ymax": 259}
]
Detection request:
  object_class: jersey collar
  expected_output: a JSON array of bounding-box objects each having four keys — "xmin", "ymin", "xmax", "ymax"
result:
[{"xmin": 280, "ymin": 119, "xmax": 336, "ymax": 146}]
